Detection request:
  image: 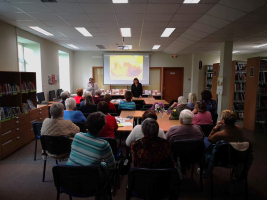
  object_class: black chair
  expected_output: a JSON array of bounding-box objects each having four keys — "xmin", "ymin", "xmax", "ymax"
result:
[
  {"xmin": 52, "ymin": 164, "xmax": 112, "ymax": 200},
  {"xmin": 74, "ymin": 122, "xmax": 86, "ymax": 133},
  {"xmin": 198, "ymin": 124, "xmax": 214, "ymax": 137},
  {"xmin": 82, "ymin": 113, "xmax": 90, "ymax": 119},
  {"xmin": 126, "ymin": 168, "xmax": 180, "ymax": 200},
  {"xmin": 109, "ymin": 113, "xmax": 119, "ymax": 117},
  {"xmin": 169, "ymin": 100, "xmax": 178, "ymax": 107},
  {"xmin": 132, "ymin": 100, "xmax": 144, "ymax": 110},
  {"xmin": 212, "ymin": 113, "xmax": 218, "ymax": 126},
  {"xmin": 143, "ymin": 105, "xmax": 151, "ymax": 109},
  {"xmin": 40, "ymin": 135, "xmax": 71, "ymax": 182},
  {"xmin": 208, "ymin": 143, "xmax": 253, "ymax": 200},
  {"xmin": 171, "ymin": 140, "xmax": 205, "ymax": 191},
  {"xmin": 32, "ymin": 121, "xmax": 43, "ymax": 161}
]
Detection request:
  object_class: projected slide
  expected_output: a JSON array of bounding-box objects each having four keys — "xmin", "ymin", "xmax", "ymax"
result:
[{"xmin": 110, "ymin": 55, "xmax": 143, "ymax": 80}]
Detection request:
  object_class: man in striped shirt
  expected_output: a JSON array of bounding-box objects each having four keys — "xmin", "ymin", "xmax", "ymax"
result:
[{"xmin": 66, "ymin": 112, "xmax": 116, "ymax": 171}]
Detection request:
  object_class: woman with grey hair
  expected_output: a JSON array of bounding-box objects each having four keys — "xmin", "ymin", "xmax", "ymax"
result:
[
  {"xmin": 80, "ymin": 91, "xmax": 92, "ymax": 107},
  {"xmin": 166, "ymin": 109, "xmax": 204, "ymax": 142},
  {"xmin": 41, "ymin": 103, "xmax": 79, "ymax": 137},
  {"xmin": 131, "ymin": 118, "xmax": 176, "ymax": 168},
  {"xmin": 93, "ymin": 89, "xmax": 103, "ymax": 105},
  {"xmin": 60, "ymin": 91, "xmax": 70, "ymax": 109},
  {"xmin": 63, "ymin": 98, "xmax": 86, "ymax": 123}
]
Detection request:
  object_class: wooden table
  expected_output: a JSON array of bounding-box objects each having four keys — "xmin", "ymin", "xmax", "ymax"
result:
[{"xmin": 117, "ymin": 110, "xmax": 180, "ymax": 132}]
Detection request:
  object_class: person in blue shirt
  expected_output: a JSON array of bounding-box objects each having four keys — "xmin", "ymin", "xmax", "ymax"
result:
[
  {"xmin": 63, "ymin": 98, "xmax": 86, "ymax": 123},
  {"xmin": 118, "ymin": 90, "xmax": 136, "ymax": 110}
]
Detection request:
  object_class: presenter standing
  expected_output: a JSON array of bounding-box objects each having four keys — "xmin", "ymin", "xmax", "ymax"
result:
[
  {"xmin": 86, "ymin": 78, "xmax": 98, "ymax": 96},
  {"xmin": 131, "ymin": 78, "xmax": 143, "ymax": 98}
]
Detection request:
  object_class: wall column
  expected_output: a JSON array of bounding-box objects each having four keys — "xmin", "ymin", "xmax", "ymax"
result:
[
  {"xmin": 190, "ymin": 53, "xmax": 200, "ymax": 98},
  {"xmin": 217, "ymin": 41, "xmax": 233, "ymax": 119}
]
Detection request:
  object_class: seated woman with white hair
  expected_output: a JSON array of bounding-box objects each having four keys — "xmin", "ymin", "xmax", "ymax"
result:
[
  {"xmin": 166, "ymin": 109, "xmax": 204, "ymax": 142},
  {"xmin": 169, "ymin": 96, "xmax": 188, "ymax": 109},
  {"xmin": 63, "ymin": 98, "xmax": 86, "ymax": 123}
]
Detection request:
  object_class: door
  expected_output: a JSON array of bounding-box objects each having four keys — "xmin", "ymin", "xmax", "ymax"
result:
[{"xmin": 163, "ymin": 68, "xmax": 184, "ymax": 103}]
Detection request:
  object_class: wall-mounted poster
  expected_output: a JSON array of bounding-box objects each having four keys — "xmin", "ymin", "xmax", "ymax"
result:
[
  {"xmin": 217, "ymin": 76, "xmax": 223, "ymax": 95},
  {"xmin": 48, "ymin": 74, "xmax": 57, "ymax": 85},
  {"xmin": 48, "ymin": 74, "xmax": 52, "ymax": 85}
]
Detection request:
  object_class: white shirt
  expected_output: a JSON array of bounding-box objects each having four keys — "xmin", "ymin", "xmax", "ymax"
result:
[
  {"xmin": 86, "ymin": 82, "xmax": 98, "ymax": 96},
  {"xmin": 125, "ymin": 125, "xmax": 166, "ymax": 147}
]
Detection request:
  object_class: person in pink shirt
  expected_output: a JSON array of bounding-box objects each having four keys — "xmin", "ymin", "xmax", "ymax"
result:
[{"xmin": 192, "ymin": 101, "xmax": 213, "ymax": 125}]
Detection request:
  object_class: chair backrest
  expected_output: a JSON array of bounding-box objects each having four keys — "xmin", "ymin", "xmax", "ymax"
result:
[
  {"xmin": 127, "ymin": 168, "xmax": 180, "ymax": 199},
  {"xmin": 52, "ymin": 164, "xmax": 100, "ymax": 197},
  {"xmin": 109, "ymin": 113, "xmax": 119, "ymax": 116},
  {"xmin": 40, "ymin": 135, "xmax": 71, "ymax": 155},
  {"xmin": 212, "ymin": 113, "xmax": 218, "ymax": 126},
  {"xmin": 198, "ymin": 124, "xmax": 214, "ymax": 137},
  {"xmin": 171, "ymin": 140, "xmax": 205, "ymax": 164},
  {"xmin": 74, "ymin": 122, "xmax": 86, "ymax": 133},
  {"xmin": 99, "ymin": 137, "xmax": 118, "ymax": 157},
  {"xmin": 32, "ymin": 122, "xmax": 43, "ymax": 138},
  {"xmin": 83, "ymin": 113, "xmax": 90, "ymax": 119}
]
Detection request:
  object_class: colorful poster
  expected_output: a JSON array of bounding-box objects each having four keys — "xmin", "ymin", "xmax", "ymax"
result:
[
  {"xmin": 217, "ymin": 76, "xmax": 223, "ymax": 95},
  {"xmin": 52, "ymin": 75, "xmax": 55, "ymax": 85}
]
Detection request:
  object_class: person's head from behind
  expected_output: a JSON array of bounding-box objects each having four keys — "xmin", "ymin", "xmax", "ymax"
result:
[
  {"xmin": 188, "ymin": 93, "xmax": 197, "ymax": 104},
  {"xmin": 124, "ymin": 91, "xmax": 133, "ymax": 102},
  {"xmin": 142, "ymin": 110, "xmax": 157, "ymax": 121},
  {"xmin": 133, "ymin": 78, "xmax": 139, "ymax": 84},
  {"xmin": 201, "ymin": 90, "xmax": 212, "ymax": 101},
  {"xmin": 65, "ymin": 98, "xmax": 76, "ymax": 111},
  {"xmin": 83, "ymin": 91, "xmax": 91, "ymax": 98},
  {"xmin": 141, "ymin": 118, "xmax": 159, "ymax": 138},
  {"xmin": 61, "ymin": 91, "xmax": 70, "ymax": 101},
  {"xmin": 50, "ymin": 103, "xmax": 64, "ymax": 119},
  {"xmin": 84, "ymin": 95, "xmax": 94, "ymax": 106},
  {"xmin": 221, "ymin": 110, "xmax": 237, "ymax": 125},
  {"xmin": 195, "ymin": 100, "xmax": 207, "ymax": 113},
  {"xmin": 179, "ymin": 109, "xmax": 194, "ymax": 125},
  {"xmin": 76, "ymin": 88, "xmax": 83, "ymax": 97},
  {"xmin": 103, "ymin": 94, "xmax": 112, "ymax": 103},
  {"xmin": 97, "ymin": 101, "xmax": 109, "ymax": 115},
  {"xmin": 95, "ymin": 89, "xmax": 102, "ymax": 97},
  {"xmin": 85, "ymin": 112, "xmax": 106, "ymax": 135},
  {"xmin": 178, "ymin": 96, "xmax": 187, "ymax": 105}
]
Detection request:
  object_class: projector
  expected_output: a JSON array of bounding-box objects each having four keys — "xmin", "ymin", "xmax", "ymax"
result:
[{"xmin": 118, "ymin": 46, "xmax": 129, "ymax": 50}]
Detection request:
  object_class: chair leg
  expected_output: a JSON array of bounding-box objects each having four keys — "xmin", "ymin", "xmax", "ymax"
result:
[
  {"xmin": 108, "ymin": 182, "xmax": 112, "ymax": 200},
  {"xmin": 42, "ymin": 160, "xmax": 47, "ymax": 182},
  {"xmin": 191, "ymin": 163, "xmax": 195, "ymax": 179},
  {"xmin": 245, "ymin": 176, "xmax": 248, "ymax": 200},
  {"xmin": 34, "ymin": 138, "xmax": 38, "ymax": 161},
  {"xmin": 113, "ymin": 170, "xmax": 118, "ymax": 196},
  {"xmin": 56, "ymin": 160, "xmax": 58, "ymax": 164},
  {"xmin": 69, "ymin": 195, "xmax": 72, "ymax": 200},
  {"xmin": 210, "ymin": 174, "xmax": 213, "ymax": 200},
  {"xmin": 56, "ymin": 192, "xmax": 60, "ymax": 200},
  {"xmin": 200, "ymin": 165, "xmax": 203, "ymax": 192}
]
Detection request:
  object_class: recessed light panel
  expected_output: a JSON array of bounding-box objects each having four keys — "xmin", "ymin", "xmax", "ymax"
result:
[
  {"xmin": 67, "ymin": 44, "xmax": 79, "ymax": 49},
  {"xmin": 112, "ymin": 0, "xmax": 128, "ymax": 3},
  {"xmin": 29, "ymin": 26, "xmax": 53, "ymax": 36},
  {"xmin": 75, "ymin": 27, "xmax": 92, "ymax": 37},
  {"xmin": 183, "ymin": 0, "xmax": 201, "ymax": 3},
  {"xmin": 161, "ymin": 28, "xmax": 175, "ymax": 37},
  {"xmin": 232, "ymin": 51, "xmax": 240, "ymax": 53},
  {"xmin": 120, "ymin": 28, "xmax": 131, "ymax": 37},
  {"xmin": 253, "ymin": 44, "xmax": 267, "ymax": 48},
  {"xmin": 152, "ymin": 45, "xmax": 161, "ymax": 49},
  {"xmin": 125, "ymin": 45, "xmax": 132, "ymax": 49}
]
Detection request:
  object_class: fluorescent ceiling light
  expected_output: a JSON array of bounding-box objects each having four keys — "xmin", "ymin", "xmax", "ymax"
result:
[
  {"xmin": 120, "ymin": 28, "xmax": 131, "ymax": 37},
  {"xmin": 75, "ymin": 27, "xmax": 92, "ymax": 37},
  {"xmin": 29, "ymin": 26, "xmax": 53, "ymax": 36},
  {"xmin": 253, "ymin": 43, "xmax": 267, "ymax": 48},
  {"xmin": 125, "ymin": 45, "xmax": 132, "ymax": 49},
  {"xmin": 161, "ymin": 28, "xmax": 175, "ymax": 37},
  {"xmin": 152, "ymin": 45, "xmax": 161, "ymax": 50},
  {"xmin": 183, "ymin": 0, "xmax": 201, "ymax": 3},
  {"xmin": 233, "ymin": 51, "xmax": 240, "ymax": 54},
  {"xmin": 112, "ymin": 0, "xmax": 128, "ymax": 3},
  {"xmin": 67, "ymin": 44, "xmax": 79, "ymax": 49}
]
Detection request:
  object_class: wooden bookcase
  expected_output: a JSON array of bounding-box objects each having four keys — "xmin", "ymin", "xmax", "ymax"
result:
[
  {"xmin": 204, "ymin": 65, "xmax": 213, "ymax": 93},
  {"xmin": 211, "ymin": 63, "xmax": 219, "ymax": 101},
  {"xmin": 243, "ymin": 57, "xmax": 267, "ymax": 132},
  {"xmin": 0, "ymin": 71, "xmax": 49, "ymax": 159},
  {"xmin": 229, "ymin": 61, "xmax": 247, "ymax": 121}
]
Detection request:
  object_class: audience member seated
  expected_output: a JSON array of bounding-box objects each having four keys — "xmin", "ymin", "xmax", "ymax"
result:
[
  {"xmin": 93, "ymin": 89, "xmax": 103, "ymax": 105},
  {"xmin": 73, "ymin": 88, "xmax": 84, "ymax": 105},
  {"xmin": 63, "ymin": 98, "xmax": 86, "ymax": 123},
  {"xmin": 118, "ymin": 91, "xmax": 136, "ymax": 110},
  {"xmin": 80, "ymin": 91, "xmax": 91, "ymax": 107},
  {"xmin": 97, "ymin": 101, "xmax": 118, "ymax": 138},
  {"xmin": 166, "ymin": 109, "xmax": 204, "ymax": 142},
  {"xmin": 207, "ymin": 110, "xmax": 244, "ymax": 144},
  {"xmin": 201, "ymin": 90, "xmax": 217, "ymax": 114},
  {"xmin": 131, "ymin": 118, "xmax": 176, "ymax": 168},
  {"xmin": 66, "ymin": 112, "xmax": 116, "ymax": 184},
  {"xmin": 103, "ymin": 94, "xmax": 116, "ymax": 113},
  {"xmin": 126, "ymin": 110, "xmax": 166, "ymax": 147},
  {"xmin": 170, "ymin": 96, "xmax": 187, "ymax": 109},
  {"xmin": 60, "ymin": 91, "xmax": 70, "ymax": 109},
  {"xmin": 187, "ymin": 92, "xmax": 197, "ymax": 110},
  {"xmin": 79, "ymin": 95, "xmax": 97, "ymax": 114},
  {"xmin": 41, "ymin": 103, "xmax": 79, "ymax": 137},
  {"xmin": 192, "ymin": 101, "xmax": 213, "ymax": 125}
]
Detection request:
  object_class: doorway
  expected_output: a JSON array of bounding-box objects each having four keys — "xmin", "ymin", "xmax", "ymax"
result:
[{"xmin": 163, "ymin": 67, "xmax": 184, "ymax": 103}]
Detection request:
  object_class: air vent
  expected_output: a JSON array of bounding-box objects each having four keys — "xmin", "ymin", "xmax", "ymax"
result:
[
  {"xmin": 41, "ymin": 0, "xmax": 58, "ymax": 2},
  {"xmin": 96, "ymin": 45, "xmax": 106, "ymax": 49}
]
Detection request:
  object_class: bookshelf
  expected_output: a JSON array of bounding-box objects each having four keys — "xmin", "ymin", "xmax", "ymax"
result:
[
  {"xmin": 243, "ymin": 57, "xmax": 267, "ymax": 133},
  {"xmin": 204, "ymin": 65, "xmax": 213, "ymax": 93},
  {"xmin": 211, "ymin": 63, "xmax": 219, "ymax": 101},
  {"xmin": 229, "ymin": 61, "xmax": 247, "ymax": 121}
]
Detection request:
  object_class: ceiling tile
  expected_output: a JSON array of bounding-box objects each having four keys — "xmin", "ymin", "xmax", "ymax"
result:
[
  {"xmin": 143, "ymin": 21, "xmax": 168, "ymax": 27},
  {"xmin": 79, "ymin": 3, "xmax": 114, "ymax": 13},
  {"xmin": 219, "ymin": 0, "xmax": 266, "ymax": 13},
  {"xmin": 42, "ymin": 20, "xmax": 71, "ymax": 27},
  {"xmin": 172, "ymin": 13, "xmax": 203, "ymax": 21},
  {"xmin": 116, "ymin": 14, "xmax": 144, "ymax": 21},
  {"xmin": 197, "ymin": 14, "xmax": 230, "ymax": 29},
  {"xmin": 148, "ymin": 0, "xmax": 183, "ymax": 3},
  {"xmin": 0, "ymin": 2, "xmax": 20, "ymax": 13},
  {"xmin": 1, "ymin": 12, "xmax": 36, "ymax": 21},
  {"xmin": 146, "ymin": 4, "xmax": 180, "ymax": 14},
  {"xmin": 191, "ymin": 22, "xmax": 218, "ymax": 34},
  {"xmin": 16, "ymin": 20, "xmax": 47, "ymax": 27},
  {"xmin": 66, "ymin": 21, "xmax": 96, "ymax": 27},
  {"xmin": 184, "ymin": 28, "xmax": 209, "ymax": 38},
  {"xmin": 180, "ymin": 33, "xmax": 202, "ymax": 41},
  {"xmin": 94, "ymin": 21, "xmax": 118, "ymax": 28},
  {"xmin": 119, "ymin": 21, "xmax": 143, "ymax": 28},
  {"xmin": 58, "ymin": 13, "xmax": 91, "ymax": 21},
  {"xmin": 175, "ymin": 37, "xmax": 195, "ymax": 44},
  {"xmin": 28, "ymin": 13, "xmax": 62, "ymax": 20},
  {"xmin": 177, "ymin": 4, "xmax": 214, "ymax": 13},
  {"xmin": 114, "ymin": 4, "xmax": 146, "ymax": 13},
  {"xmin": 10, "ymin": 2, "xmax": 52, "ymax": 12},
  {"xmin": 88, "ymin": 14, "xmax": 116, "ymax": 21},
  {"xmin": 44, "ymin": 3, "xmax": 84, "ymax": 13},
  {"xmin": 200, "ymin": 0, "xmax": 220, "ymax": 3},
  {"xmin": 167, "ymin": 21, "xmax": 194, "ymax": 28},
  {"xmin": 145, "ymin": 14, "xmax": 173, "ymax": 21},
  {"xmin": 207, "ymin": 4, "xmax": 247, "ymax": 22}
]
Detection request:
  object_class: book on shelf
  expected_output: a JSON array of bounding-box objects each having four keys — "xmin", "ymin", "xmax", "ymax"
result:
[
  {"xmin": 0, "ymin": 83, "xmax": 21, "ymax": 96},
  {"xmin": 234, "ymin": 82, "xmax": 246, "ymax": 91},
  {"xmin": 235, "ymin": 73, "xmax": 246, "ymax": 81},
  {"xmin": 258, "ymin": 96, "xmax": 267, "ymax": 108},
  {"xmin": 0, "ymin": 107, "xmax": 22, "ymax": 121},
  {"xmin": 21, "ymin": 81, "xmax": 36, "ymax": 92},
  {"xmin": 234, "ymin": 93, "xmax": 245, "ymax": 101},
  {"xmin": 235, "ymin": 63, "xmax": 247, "ymax": 71},
  {"xmin": 258, "ymin": 85, "xmax": 267, "ymax": 94},
  {"xmin": 259, "ymin": 71, "xmax": 267, "ymax": 83}
]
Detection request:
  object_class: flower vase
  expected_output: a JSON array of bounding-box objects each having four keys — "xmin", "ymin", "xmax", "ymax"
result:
[{"xmin": 156, "ymin": 111, "xmax": 161, "ymax": 118}]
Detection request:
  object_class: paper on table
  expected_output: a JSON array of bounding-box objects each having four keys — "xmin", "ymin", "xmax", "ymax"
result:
[{"xmin": 120, "ymin": 122, "xmax": 133, "ymax": 126}]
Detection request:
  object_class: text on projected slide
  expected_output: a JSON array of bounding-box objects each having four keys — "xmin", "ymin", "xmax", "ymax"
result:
[{"xmin": 110, "ymin": 55, "xmax": 143, "ymax": 80}]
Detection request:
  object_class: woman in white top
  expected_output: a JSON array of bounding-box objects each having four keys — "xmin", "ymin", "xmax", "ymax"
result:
[
  {"xmin": 126, "ymin": 110, "xmax": 166, "ymax": 147},
  {"xmin": 86, "ymin": 77, "xmax": 98, "ymax": 96}
]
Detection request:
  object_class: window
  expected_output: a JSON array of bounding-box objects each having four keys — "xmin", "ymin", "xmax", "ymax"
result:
[{"xmin": 59, "ymin": 51, "xmax": 70, "ymax": 92}]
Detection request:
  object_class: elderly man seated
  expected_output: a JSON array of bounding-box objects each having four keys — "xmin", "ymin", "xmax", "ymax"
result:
[{"xmin": 166, "ymin": 109, "xmax": 204, "ymax": 142}]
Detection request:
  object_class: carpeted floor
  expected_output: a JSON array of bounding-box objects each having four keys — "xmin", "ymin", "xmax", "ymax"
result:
[{"xmin": 0, "ymin": 128, "xmax": 267, "ymax": 200}]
